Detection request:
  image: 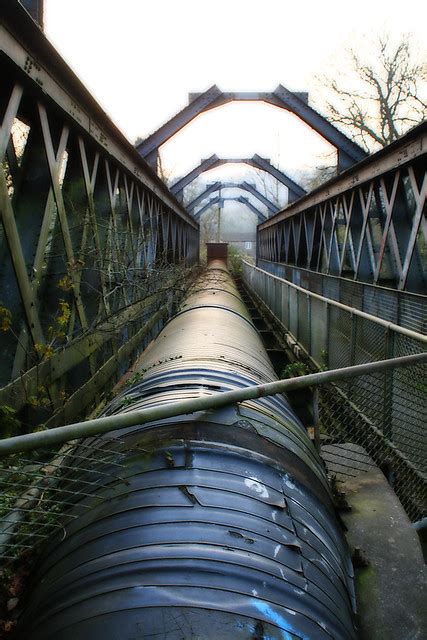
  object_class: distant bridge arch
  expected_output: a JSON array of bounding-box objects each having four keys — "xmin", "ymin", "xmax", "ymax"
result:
[
  {"xmin": 186, "ymin": 182, "xmax": 277, "ymax": 216},
  {"xmin": 171, "ymin": 154, "xmax": 307, "ymax": 204},
  {"xmin": 194, "ymin": 195, "xmax": 265, "ymax": 224}
]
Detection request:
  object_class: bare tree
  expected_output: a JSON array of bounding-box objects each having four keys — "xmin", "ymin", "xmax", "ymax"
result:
[
  {"xmin": 318, "ymin": 35, "xmax": 427, "ymax": 152},
  {"xmin": 248, "ymin": 167, "xmax": 284, "ymax": 208},
  {"xmin": 199, "ymin": 207, "xmax": 218, "ymax": 243},
  {"xmin": 297, "ymin": 162, "xmax": 337, "ymax": 192}
]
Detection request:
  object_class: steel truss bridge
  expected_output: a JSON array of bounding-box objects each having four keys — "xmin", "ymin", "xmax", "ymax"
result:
[{"xmin": 0, "ymin": 4, "xmax": 426, "ymax": 635}]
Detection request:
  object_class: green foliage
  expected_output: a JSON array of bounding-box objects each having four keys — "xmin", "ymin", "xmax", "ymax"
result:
[
  {"xmin": 0, "ymin": 304, "xmax": 12, "ymax": 332},
  {"xmin": 0, "ymin": 406, "xmax": 21, "ymax": 438},
  {"xmin": 280, "ymin": 361, "xmax": 308, "ymax": 379},
  {"xmin": 227, "ymin": 245, "xmax": 246, "ymax": 275},
  {"xmin": 125, "ymin": 371, "xmax": 144, "ymax": 387},
  {"xmin": 319, "ymin": 349, "xmax": 329, "ymax": 371}
]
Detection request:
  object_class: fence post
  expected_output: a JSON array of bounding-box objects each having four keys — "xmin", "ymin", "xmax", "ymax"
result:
[
  {"xmin": 348, "ymin": 312, "xmax": 357, "ymax": 401},
  {"xmin": 313, "ymin": 386, "xmax": 320, "ymax": 452},
  {"xmin": 382, "ymin": 327, "xmax": 395, "ymax": 440},
  {"xmin": 349, "ymin": 311, "xmax": 357, "ymax": 367},
  {"xmin": 325, "ymin": 302, "xmax": 330, "ymax": 370}
]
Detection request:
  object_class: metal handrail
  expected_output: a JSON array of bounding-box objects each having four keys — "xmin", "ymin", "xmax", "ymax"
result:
[
  {"xmin": 0, "ymin": 352, "xmax": 425, "ymax": 456},
  {"xmin": 243, "ymin": 261, "xmax": 427, "ymax": 343}
]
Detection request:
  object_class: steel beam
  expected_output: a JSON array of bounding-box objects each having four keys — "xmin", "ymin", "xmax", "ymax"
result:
[
  {"xmin": 250, "ymin": 154, "xmax": 306, "ymax": 202},
  {"xmin": 272, "ymin": 85, "xmax": 367, "ymax": 170},
  {"xmin": 1, "ymin": 2, "xmax": 196, "ymax": 229},
  {"xmin": 218, "ymin": 182, "xmax": 277, "ymax": 213},
  {"xmin": 240, "ymin": 181, "xmax": 277, "ymax": 213},
  {"xmin": 193, "ymin": 195, "xmax": 265, "ymax": 224},
  {"xmin": 193, "ymin": 196, "xmax": 220, "ymax": 220},
  {"xmin": 188, "ymin": 90, "xmax": 309, "ymax": 105},
  {"xmin": 137, "ymin": 85, "xmax": 225, "ymax": 167},
  {"xmin": 259, "ymin": 122, "xmax": 427, "ymax": 230},
  {"xmin": 0, "ymin": 3, "xmax": 199, "ymax": 414},
  {"xmin": 170, "ymin": 154, "xmax": 306, "ymax": 204},
  {"xmin": 171, "ymin": 155, "xmax": 221, "ymax": 198},
  {"xmin": 237, "ymin": 196, "xmax": 266, "ymax": 223},
  {"xmin": 137, "ymin": 85, "xmax": 366, "ymax": 173},
  {"xmin": 257, "ymin": 122, "xmax": 427, "ymax": 293},
  {"xmin": 186, "ymin": 181, "xmax": 222, "ymax": 212},
  {"xmin": 186, "ymin": 181, "xmax": 275, "ymax": 215},
  {"xmin": 19, "ymin": 0, "xmax": 44, "ymax": 28}
]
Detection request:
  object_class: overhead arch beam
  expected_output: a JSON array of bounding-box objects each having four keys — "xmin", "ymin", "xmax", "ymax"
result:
[
  {"xmin": 185, "ymin": 181, "xmax": 222, "ymax": 212},
  {"xmin": 171, "ymin": 154, "xmax": 306, "ymax": 204},
  {"xmin": 251, "ymin": 154, "xmax": 306, "ymax": 202},
  {"xmin": 220, "ymin": 182, "xmax": 277, "ymax": 214},
  {"xmin": 193, "ymin": 195, "xmax": 265, "ymax": 224},
  {"xmin": 171, "ymin": 155, "xmax": 222, "ymax": 196},
  {"xmin": 136, "ymin": 84, "xmax": 367, "ymax": 171},
  {"xmin": 186, "ymin": 182, "xmax": 275, "ymax": 215},
  {"xmin": 194, "ymin": 196, "xmax": 221, "ymax": 220},
  {"xmin": 236, "ymin": 196, "xmax": 266, "ymax": 223}
]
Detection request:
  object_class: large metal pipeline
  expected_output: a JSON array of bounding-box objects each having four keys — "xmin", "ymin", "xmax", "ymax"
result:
[{"xmin": 19, "ymin": 260, "xmax": 357, "ymax": 639}]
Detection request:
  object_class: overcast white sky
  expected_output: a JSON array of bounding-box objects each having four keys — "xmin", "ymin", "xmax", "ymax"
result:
[{"xmin": 44, "ymin": 0, "xmax": 426, "ymax": 216}]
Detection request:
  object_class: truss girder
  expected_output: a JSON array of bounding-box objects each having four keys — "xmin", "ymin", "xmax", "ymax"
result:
[
  {"xmin": 0, "ymin": 4, "xmax": 199, "ymax": 398},
  {"xmin": 257, "ymin": 122, "xmax": 427, "ymax": 293}
]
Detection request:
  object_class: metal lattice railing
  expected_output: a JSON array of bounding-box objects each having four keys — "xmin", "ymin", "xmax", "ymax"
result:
[
  {"xmin": 242, "ymin": 260, "xmax": 426, "ymax": 522},
  {"xmin": 257, "ymin": 122, "xmax": 427, "ymax": 295}
]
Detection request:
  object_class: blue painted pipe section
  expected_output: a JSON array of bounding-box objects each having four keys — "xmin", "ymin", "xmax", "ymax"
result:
[{"xmin": 19, "ymin": 260, "xmax": 357, "ymax": 639}]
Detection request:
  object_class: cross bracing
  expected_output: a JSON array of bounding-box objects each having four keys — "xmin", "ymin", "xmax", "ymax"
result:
[{"xmin": 257, "ymin": 122, "xmax": 427, "ymax": 293}]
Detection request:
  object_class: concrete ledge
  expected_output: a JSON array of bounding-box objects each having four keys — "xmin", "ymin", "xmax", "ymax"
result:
[{"xmin": 341, "ymin": 468, "xmax": 426, "ymax": 639}]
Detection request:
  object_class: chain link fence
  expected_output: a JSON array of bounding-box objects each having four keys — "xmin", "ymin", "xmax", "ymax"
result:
[
  {"xmin": 243, "ymin": 261, "xmax": 426, "ymax": 522},
  {"xmin": 0, "ymin": 436, "xmax": 125, "ymax": 566}
]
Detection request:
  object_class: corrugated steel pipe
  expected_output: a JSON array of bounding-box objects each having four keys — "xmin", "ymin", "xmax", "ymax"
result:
[{"xmin": 19, "ymin": 259, "xmax": 357, "ymax": 639}]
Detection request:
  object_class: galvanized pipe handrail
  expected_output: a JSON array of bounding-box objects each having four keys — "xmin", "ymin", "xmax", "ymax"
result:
[
  {"xmin": 244, "ymin": 261, "xmax": 427, "ymax": 343},
  {"xmin": 257, "ymin": 258, "xmax": 427, "ymax": 302},
  {"xmin": 0, "ymin": 352, "xmax": 425, "ymax": 456}
]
